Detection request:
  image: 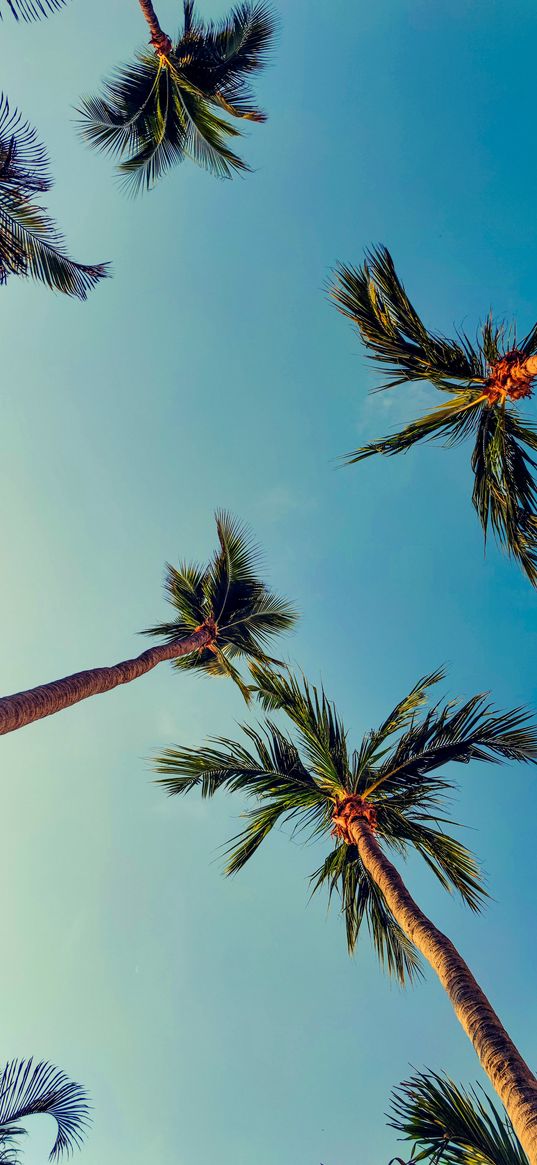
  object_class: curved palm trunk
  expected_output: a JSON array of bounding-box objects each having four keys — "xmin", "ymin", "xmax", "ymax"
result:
[
  {"xmin": 137, "ymin": 0, "xmax": 172, "ymax": 54},
  {"xmin": 0, "ymin": 625, "xmax": 212, "ymax": 735},
  {"xmin": 349, "ymin": 816, "xmax": 537, "ymax": 1165}
]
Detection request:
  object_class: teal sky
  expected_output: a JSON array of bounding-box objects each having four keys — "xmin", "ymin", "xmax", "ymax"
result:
[{"xmin": 1, "ymin": 0, "xmax": 537, "ymax": 1162}]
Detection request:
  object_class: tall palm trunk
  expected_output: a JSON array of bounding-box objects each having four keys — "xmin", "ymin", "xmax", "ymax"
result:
[
  {"xmin": 137, "ymin": 0, "xmax": 172, "ymax": 53},
  {"xmin": 349, "ymin": 815, "xmax": 537, "ymax": 1165},
  {"xmin": 0, "ymin": 625, "xmax": 213, "ymax": 735}
]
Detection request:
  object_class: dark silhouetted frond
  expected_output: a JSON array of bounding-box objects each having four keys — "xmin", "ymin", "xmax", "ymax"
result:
[
  {"xmin": 0, "ymin": 96, "xmax": 108, "ymax": 297},
  {"xmin": 0, "ymin": 1059, "xmax": 89, "ymax": 1161},
  {"xmin": 78, "ymin": 2, "xmax": 275, "ymax": 192},
  {"xmin": 0, "ymin": 0, "xmax": 68, "ymax": 19},
  {"xmin": 389, "ymin": 1070, "xmax": 527, "ymax": 1165},
  {"xmin": 471, "ymin": 407, "xmax": 537, "ymax": 585}
]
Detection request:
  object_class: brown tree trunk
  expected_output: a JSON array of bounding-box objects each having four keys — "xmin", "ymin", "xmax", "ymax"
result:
[
  {"xmin": 137, "ymin": 0, "xmax": 172, "ymax": 54},
  {"xmin": 349, "ymin": 815, "xmax": 537, "ymax": 1165},
  {"xmin": 0, "ymin": 625, "xmax": 213, "ymax": 735}
]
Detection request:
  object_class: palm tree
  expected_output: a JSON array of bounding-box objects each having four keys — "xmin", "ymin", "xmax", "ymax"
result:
[
  {"xmin": 389, "ymin": 1069, "xmax": 527, "ymax": 1165},
  {"xmin": 0, "ymin": 512, "xmax": 296, "ymax": 735},
  {"xmin": 0, "ymin": 1057, "xmax": 89, "ymax": 1161},
  {"xmin": 154, "ymin": 664, "xmax": 537, "ymax": 1162},
  {"xmin": 77, "ymin": 0, "xmax": 275, "ymax": 193},
  {"xmin": 0, "ymin": 96, "xmax": 108, "ymax": 297},
  {"xmin": 330, "ymin": 246, "xmax": 537, "ymax": 585}
]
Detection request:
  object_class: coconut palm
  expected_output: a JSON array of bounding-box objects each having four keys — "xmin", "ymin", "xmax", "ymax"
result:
[
  {"xmin": 78, "ymin": 0, "xmax": 275, "ymax": 194},
  {"xmin": 0, "ymin": 512, "xmax": 296, "ymax": 735},
  {"xmin": 154, "ymin": 664, "xmax": 537, "ymax": 1162},
  {"xmin": 0, "ymin": 96, "xmax": 107, "ymax": 297},
  {"xmin": 0, "ymin": 0, "xmax": 67, "ymax": 17},
  {"xmin": 330, "ymin": 245, "xmax": 537, "ymax": 585},
  {"xmin": 389, "ymin": 1069, "xmax": 527, "ymax": 1165},
  {"xmin": 0, "ymin": 1057, "xmax": 89, "ymax": 1161}
]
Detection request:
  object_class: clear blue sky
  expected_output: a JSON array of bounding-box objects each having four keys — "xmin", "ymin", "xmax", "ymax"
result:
[{"xmin": 1, "ymin": 1, "xmax": 537, "ymax": 1162}]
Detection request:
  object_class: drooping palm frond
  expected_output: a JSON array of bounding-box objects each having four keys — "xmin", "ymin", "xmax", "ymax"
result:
[
  {"xmin": 0, "ymin": 1059, "xmax": 90, "ymax": 1161},
  {"xmin": 0, "ymin": 96, "xmax": 108, "ymax": 297},
  {"xmin": 154, "ymin": 665, "xmax": 537, "ymax": 985},
  {"xmin": 389, "ymin": 1070, "xmax": 527, "ymax": 1165},
  {"xmin": 471, "ymin": 407, "xmax": 537, "ymax": 585},
  {"xmin": 78, "ymin": 1, "xmax": 275, "ymax": 193},
  {"xmin": 0, "ymin": 0, "xmax": 68, "ymax": 18},
  {"xmin": 331, "ymin": 245, "xmax": 537, "ymax": 585},
  {"xmin": 143, "ymin": 512, "xmax": 297, "ymax": 696}
]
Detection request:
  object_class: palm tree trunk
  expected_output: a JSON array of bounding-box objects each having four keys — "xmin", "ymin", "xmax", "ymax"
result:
[
  {"xmin": 349, "ymin": 815, "xmax": 537, "ymax": 1165},
  {"xmin": 137, "ymin": 0, "xmax": 172, "ymax": 54},
  {"xmin": 0, "ymin": 625, "xmax": 213, "ymax": 735}
]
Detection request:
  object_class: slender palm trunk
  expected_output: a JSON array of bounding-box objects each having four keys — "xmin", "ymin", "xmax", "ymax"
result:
[
  {"xmin": 137, "ymin": 0, "xmax": 172, "ymax": 54},
  {"xmin": 0, "ymin": 625, "xmax": 213, "ymax": 735},
  {"xmin": 349, "ymin": 816, "xmax": 537, "ymax": 1165}
]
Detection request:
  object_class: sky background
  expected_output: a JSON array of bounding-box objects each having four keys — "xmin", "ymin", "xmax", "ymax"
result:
[{"xmin": 1, "ymin": 0, "xmax": 537, "ymax": 1162}]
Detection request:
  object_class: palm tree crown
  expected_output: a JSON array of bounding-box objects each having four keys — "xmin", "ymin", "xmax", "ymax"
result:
[
  {"xmin": 0, "ymin": 1058, "xmax": 89, "ymax": 1161},
  {"xmin": 389, "ymin": 1069, "xmax": 527, "ymax": 1165},
  {"xmin": 0, "ymin": 96, "xmax": 108, "ymax": 297},
  {"xmin": 78, "ymin": 1, "xmax": 275, "ymax": 193},
  {"xmin": 142, "ymin": 511, "xmax": 297, "ymax": 698},
  {"xmin": 154, "ymin": 664, "xmax": 537, "ymax": 983},
  {"xmin": 331, "ymin": 245, "xmax": 537, "ymax": 585}
]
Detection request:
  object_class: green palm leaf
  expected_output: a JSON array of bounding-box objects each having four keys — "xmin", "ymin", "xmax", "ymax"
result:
[
  {"xmin": 389, "ymin": 1070, "xmax": 527, "ymax": 1165},
  {"xmin": 0, "ymin": 1058, "xmax": 89, "ymax": 1161},
  {"xmin": 78, "ymin": 1, "xmax": 275, "ymax": 193},
  {"xmin": 331, "ymin": 245, "xmax": 537, "ymax": 584},
  {"xmin": 154, "ymin": 665, "xmax": 537, "ymax": 986},
  {"xmin": 0, "ymin": 96, "xmax": 108, "ymax": 297}
]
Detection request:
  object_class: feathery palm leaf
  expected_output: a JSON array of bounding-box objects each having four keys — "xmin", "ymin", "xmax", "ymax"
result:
[
  {"xmin": 0, "ymin": 0, "xmax": 68, "ymax": 18},
  {"xmin": 331, "ymin": 245, "xmax": 537, "ymax": 584},
  {"xmin": 143, "ymin": 511, "xmax": 297, "ymax": 696},
  {"xmin": 154, "ymin": 665, "xmax": 537, "ymax": 984},
  {"xmin": 0, "ymin": 96, "xmax": 108, "ymax": 296},
  {"xmin": 78, "ymin": 1, "xmax": 275, "ymax": 193},
  {"xmin": 389, "ymin": 1070, "xmax": 527, "ymax": 1165},
  {"xmin": 0, "ymin": 1059, "xmax": 89, "ymax": 1161}
]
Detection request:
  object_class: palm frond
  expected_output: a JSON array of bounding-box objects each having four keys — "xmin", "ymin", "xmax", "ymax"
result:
[
  {"xmin": 352, "ymin": 669, "xmax": 446, "ymax": 779},
  {"xmin": 250, "ymin": 664, "xmax": 350, "ymax": 793},
  {"xmin": 78, "ymin": 2, "xmax": 275, "ymax": 192},
  {"xmin": 362, "ymin": 691, "xmax": 537, "ymax": 802},
  {"xmin": 471, "ymin": 407, "xmax": 537, "ymax": 585},
  {"xmin": 143, "ymin": 512, "xmax": 297, "ymax": 691},
  {"xmin": 0, "ymin": 97, "xmax": 108, "ymax": 297},
  {"xmin": 378, "ymin": 809, "xmax": 487, "ymax": 912},
  {"xmin": 331, "ymin": 246, "xmax": 487, "ymax": 392},
  {"xmin": 0, "ymin": 0, "xmax": 68, "ymax": 19},
  {"xmin": 310, "ymin": 843, "xmax": 423, "ymax": 983},
  {"xmin": 346, "ymin": 392, "xmax": 487, "ymax": 464},
  {"xmin": 389, "ymin": 1071, "xmax": 527, "ymax": 1165},
  {"xmin": 0, "ymin": 1059, "xmax": 89, "ymax": 1161}
]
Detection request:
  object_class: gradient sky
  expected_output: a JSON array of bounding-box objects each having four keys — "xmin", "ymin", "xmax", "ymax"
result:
[{"xmin": 1, "ymin": 1, "xmax": 537, "ymax": 1162}]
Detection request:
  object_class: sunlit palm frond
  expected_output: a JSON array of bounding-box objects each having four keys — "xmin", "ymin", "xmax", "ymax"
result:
[
  {"xmin": 0, "ymin": 97, "xmax": 108, "ymax": 297},
  {"xmin": 345, "ymin": 392, "xmax": 487, "ymax": 464},
  {"xmin": 143, "ymin": 513, "xmax": 296, "ymax": 694},
  {"xmin": 389, "ymin": 1070, "xmax": 527, "ymax": 1165},
  {"xmin": 0, "ymin": 0, "xmax": 68, "ymax": 19},
  {"xmin": 78, "ymin": 2, "xmax": 275, "ymax": 192},
  {"xmin": 471, "ymin": 407, "xmax": 537, "ymax": 585},
  {"xmin": 0, "ymin": 1059, "xmax": 89, "ymax": 1161}
]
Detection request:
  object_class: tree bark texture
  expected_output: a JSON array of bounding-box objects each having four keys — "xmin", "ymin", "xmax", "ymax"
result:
[
  {"xmin": 0, "ymin": 626, "xmax": 213, "ymax": 735},
  {"xmin": 349, "ymin": 815, "xmax": 537, "ymax": 1165}
]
